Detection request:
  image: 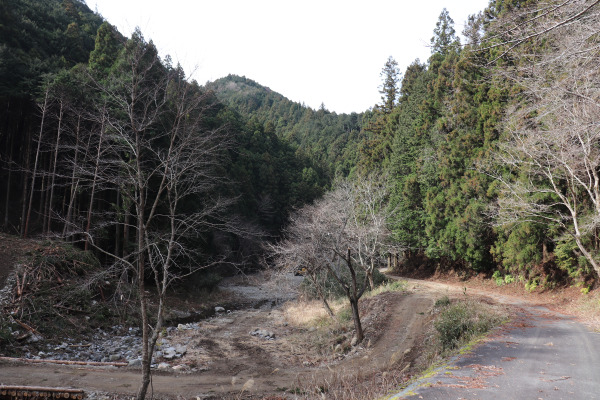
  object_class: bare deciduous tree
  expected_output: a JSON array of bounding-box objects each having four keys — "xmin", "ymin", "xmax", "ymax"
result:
[
  {"xmin": 273, "ymin": 177, "xmax": 391, "ymax": 344},
  {"xmin": 347, "ymin": 175, "xmax": 394, "ymax": 290},
  {"xmin": 69, "ymin": 31, "xmax": 234, "ymax": 399},
  {"xmin": 480, "ymin": 0, "xmax": 600, "ymax": 64}
]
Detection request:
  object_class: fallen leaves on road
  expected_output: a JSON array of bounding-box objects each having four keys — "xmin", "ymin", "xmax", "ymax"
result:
[{"xmin": 433, "ymin": 364, "xmax": 505, "ymax": 389}]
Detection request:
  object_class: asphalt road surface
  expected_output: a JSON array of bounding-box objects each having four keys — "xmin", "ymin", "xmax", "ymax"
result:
[{"xmin": 392, "ymin": 303, "xmax": 600, "ymax": 400}]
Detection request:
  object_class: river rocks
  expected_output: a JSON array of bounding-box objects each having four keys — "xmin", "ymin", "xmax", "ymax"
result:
[
  {"xmin": 161, "ymin": 344, "xmax": 187, "ymax": 360},
  {"xmin": 175, "ymin": 344, "xmax": 187, "ymax": 355},
  {"xmin": 21, "ymin": 326, "xmax": 145, "ymax": 364},
  {"xmin": 157, "ymin": 362, "xmax": 170, "ymax": 370},
  {"xmin": 162, "ymin": 347, "xmax": 177, "ymax": 360},
  {"xmin": 177, "ymin": 322, "xmax": 200, "ymax": 331},
  {"xmin": 249, "ymin": 328, "xmax": 275, "ymax": 340},
  {"xmin": 214, "ymin": 306, "xmax": 225, "ymax": 313},
  {"xmin": 27, "ymin": 333, "xmax": 43, "ymax": 343},
  {"xmin": 128, "ymin": 359, "xmax": 142, "ymax": 367}
]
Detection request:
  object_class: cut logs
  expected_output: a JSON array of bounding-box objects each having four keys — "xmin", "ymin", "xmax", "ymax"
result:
[
  {"xmin": 0, "ymin": 357, "xmax": 127, "ymax": 367},
  {"xmin": 0, "ymin": 385, "xmax": 84, "ymax": 399}
]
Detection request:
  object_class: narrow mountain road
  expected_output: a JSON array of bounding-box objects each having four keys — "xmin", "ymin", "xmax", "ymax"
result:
[{"xmin": 392, "ymin": 279, "xmax": 600, "ymax": 400}]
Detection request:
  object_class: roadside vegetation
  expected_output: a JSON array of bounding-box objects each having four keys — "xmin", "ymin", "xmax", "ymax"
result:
[
  {"xmin": 431, "ymin": 296, "xmax": 508, "ymax": 353},
  {"xmin": 279, "ymin": 277, "xmax": 508, "ymax": 400}
]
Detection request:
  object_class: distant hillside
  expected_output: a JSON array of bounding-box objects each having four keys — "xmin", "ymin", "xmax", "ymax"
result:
[
  {"xmin": 0, "ymin": 0, "xmax": 104, "ymax": 98},
  {"xmin": 207, "ymin": 75, "xmax": 365, "ymax": 176}
]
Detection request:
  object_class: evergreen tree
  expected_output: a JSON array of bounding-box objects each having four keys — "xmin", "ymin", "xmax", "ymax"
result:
[
  {"xmin": 378, "ymin": 56, "xmax": 400, "ymax": 115},
  {"xmin": 88, "ymin": 22, "xmax": 123, "ymax": 73},
  {"xmin": 430, "ymin": 8, "xmax": 459, "ymax": 55}
]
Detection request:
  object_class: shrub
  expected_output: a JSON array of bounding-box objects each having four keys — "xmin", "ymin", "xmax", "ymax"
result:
[
  {"xmin": 525, "ymin": 277, "xmax": 539, "ymax": 292},
  {"xmin": 492, "ymin": 270, "xmax": 504, "ymax": 286},
  {"xmin": 434, "ymin": 300, "xmax": 504, "ymax": 351},
  {"xmin": 337, "ymin": 306, "xmax": 352, "ymax": 323},
  {"xmin": 434, "ymin": 296, "xmax": 451, "ymax": 308}
]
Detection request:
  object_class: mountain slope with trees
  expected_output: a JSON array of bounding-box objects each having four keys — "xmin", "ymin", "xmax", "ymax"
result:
[
  {"xmin": 207, "ymin": 74, "xmax": 364, "ymax": 177},
  {"xmin": 363, "ymin": 0, "xmax": 600, "ymax": 289}
]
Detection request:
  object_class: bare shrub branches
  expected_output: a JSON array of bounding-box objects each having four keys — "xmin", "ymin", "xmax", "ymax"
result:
[
  {"xmin": 272, "ymin": 176, "xmax": 392, "ymax": 343},
  {"xmin": 482, "ymin": 0, "xmax": 600, "ymax": 64}
]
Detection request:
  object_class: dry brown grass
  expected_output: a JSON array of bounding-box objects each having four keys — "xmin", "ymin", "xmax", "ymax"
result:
[
  {"xmin": 283, "ymin": 299, "xmax": 345, "ymax": 327},
  {"xmin": 293, "ymin": 369, "xmax": 407, "ymax": 400},
  {"xmin": 569, "ymin": 289, "xmax": 600, "ymax": 331}
]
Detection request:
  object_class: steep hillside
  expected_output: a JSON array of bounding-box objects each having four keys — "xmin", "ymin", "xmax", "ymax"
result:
[
  {"xmin": 0, "ymin": 0, "xmax": 104, "ymax": 98},
  {"xmin": 207, "ymin": 75, "xmax": 365, "ymax": 177}
]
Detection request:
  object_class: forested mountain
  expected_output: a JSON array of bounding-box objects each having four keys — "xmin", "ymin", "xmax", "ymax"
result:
[
  {"xmin": 2, "ymin": 1, "xmax": 600, "ymax": 397},
  {"xmin": 357, "ymin": 0, "xmax": 600, "ymax": 287},
  {"xmin": 0, "ymin": 0, "xmax": 104, "ymax": 232},
  {"xmin": 207, "ymin": 75, "xmax": 364, "ymax": 177}
]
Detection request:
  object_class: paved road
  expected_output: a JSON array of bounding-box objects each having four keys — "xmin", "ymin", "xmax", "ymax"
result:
[{"xmin": 391, "ymin": 299, "xmax": 600, "ymax": 400}]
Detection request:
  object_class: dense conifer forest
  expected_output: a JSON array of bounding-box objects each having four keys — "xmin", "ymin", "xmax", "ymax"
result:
[{"xmin": 2, "ymin": 0, "xmax": 600, "ymax": 309}]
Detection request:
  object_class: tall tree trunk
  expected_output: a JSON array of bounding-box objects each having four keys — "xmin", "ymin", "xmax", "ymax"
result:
[
  {"xmin": 41, "ymin": 157, "xmax": 51, "ymax": 234},
  {"xmin": 346, "ymin": 248, "xmax": 366, "ymax": 344},
  {"xmin": 40, "ymin": 167, "xmax": 50, "ymax": 234},
  {"xmin": 135, "ymin": 135, "xmax": 151, "ymax": 400},
  {"xmin": 123, "ymin": 198, "xmax": 130, "ymax": 258},
  {"xmin": 329, "ymin": 249, "xmax": 367, "ymax": 345},
  {"xmin": 46, "ymin": 100, "xmax": 64, "ymax": 235},
  {"xmin": 114, "ymin": 189, "xmax": 121, "ymax": 257},
  {"xmin": 4, "ymin": 132, "xmax": 14, "ymax": 230},
  {"xmin": 63, "ymin": 115, "xmax": 82, "ymax": 239},
  {"xmin": 368, "ymin": 259, "xmax": 375, "ymax": 290},
  {"xmin": 349, "ymin": 297, "xmax": 363, "ymax": 343},
  {"xmin": 24, "ymin": 88, "xmax": 50, "ymax": 238},
  {"xmin": 136, "ymin": 212, "xmax": 150, "ymax": 400},
  {"xmin": 85, "ymin": 116, "xmax": 105, "ymax": 251},
  {"xmin": 19, "ymin": 126, "xmax": 32, "ymax": 237}
]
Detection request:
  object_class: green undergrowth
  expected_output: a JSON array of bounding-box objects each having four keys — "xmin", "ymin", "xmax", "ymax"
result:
[
  {"xmin": 433, "ymin": 296, "xmax": 507, "ymax": 352},
  {"xmin": 388, "ymin": 296, "xmax": 509, "ymax": 399}
]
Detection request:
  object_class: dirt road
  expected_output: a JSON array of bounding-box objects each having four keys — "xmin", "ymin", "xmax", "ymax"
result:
[
  {"xmin": 0, "ymin": 275, "xmax": 435, "ymax": 398},
  {"xmin": 1, "ymin": 277, "xmax": 598, "ymax": 399}
]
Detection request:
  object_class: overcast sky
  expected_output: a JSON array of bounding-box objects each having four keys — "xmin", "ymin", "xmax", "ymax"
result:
[{"xmin": 86, "ymin": 0, "xmax": 490, "ymax": 114}]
